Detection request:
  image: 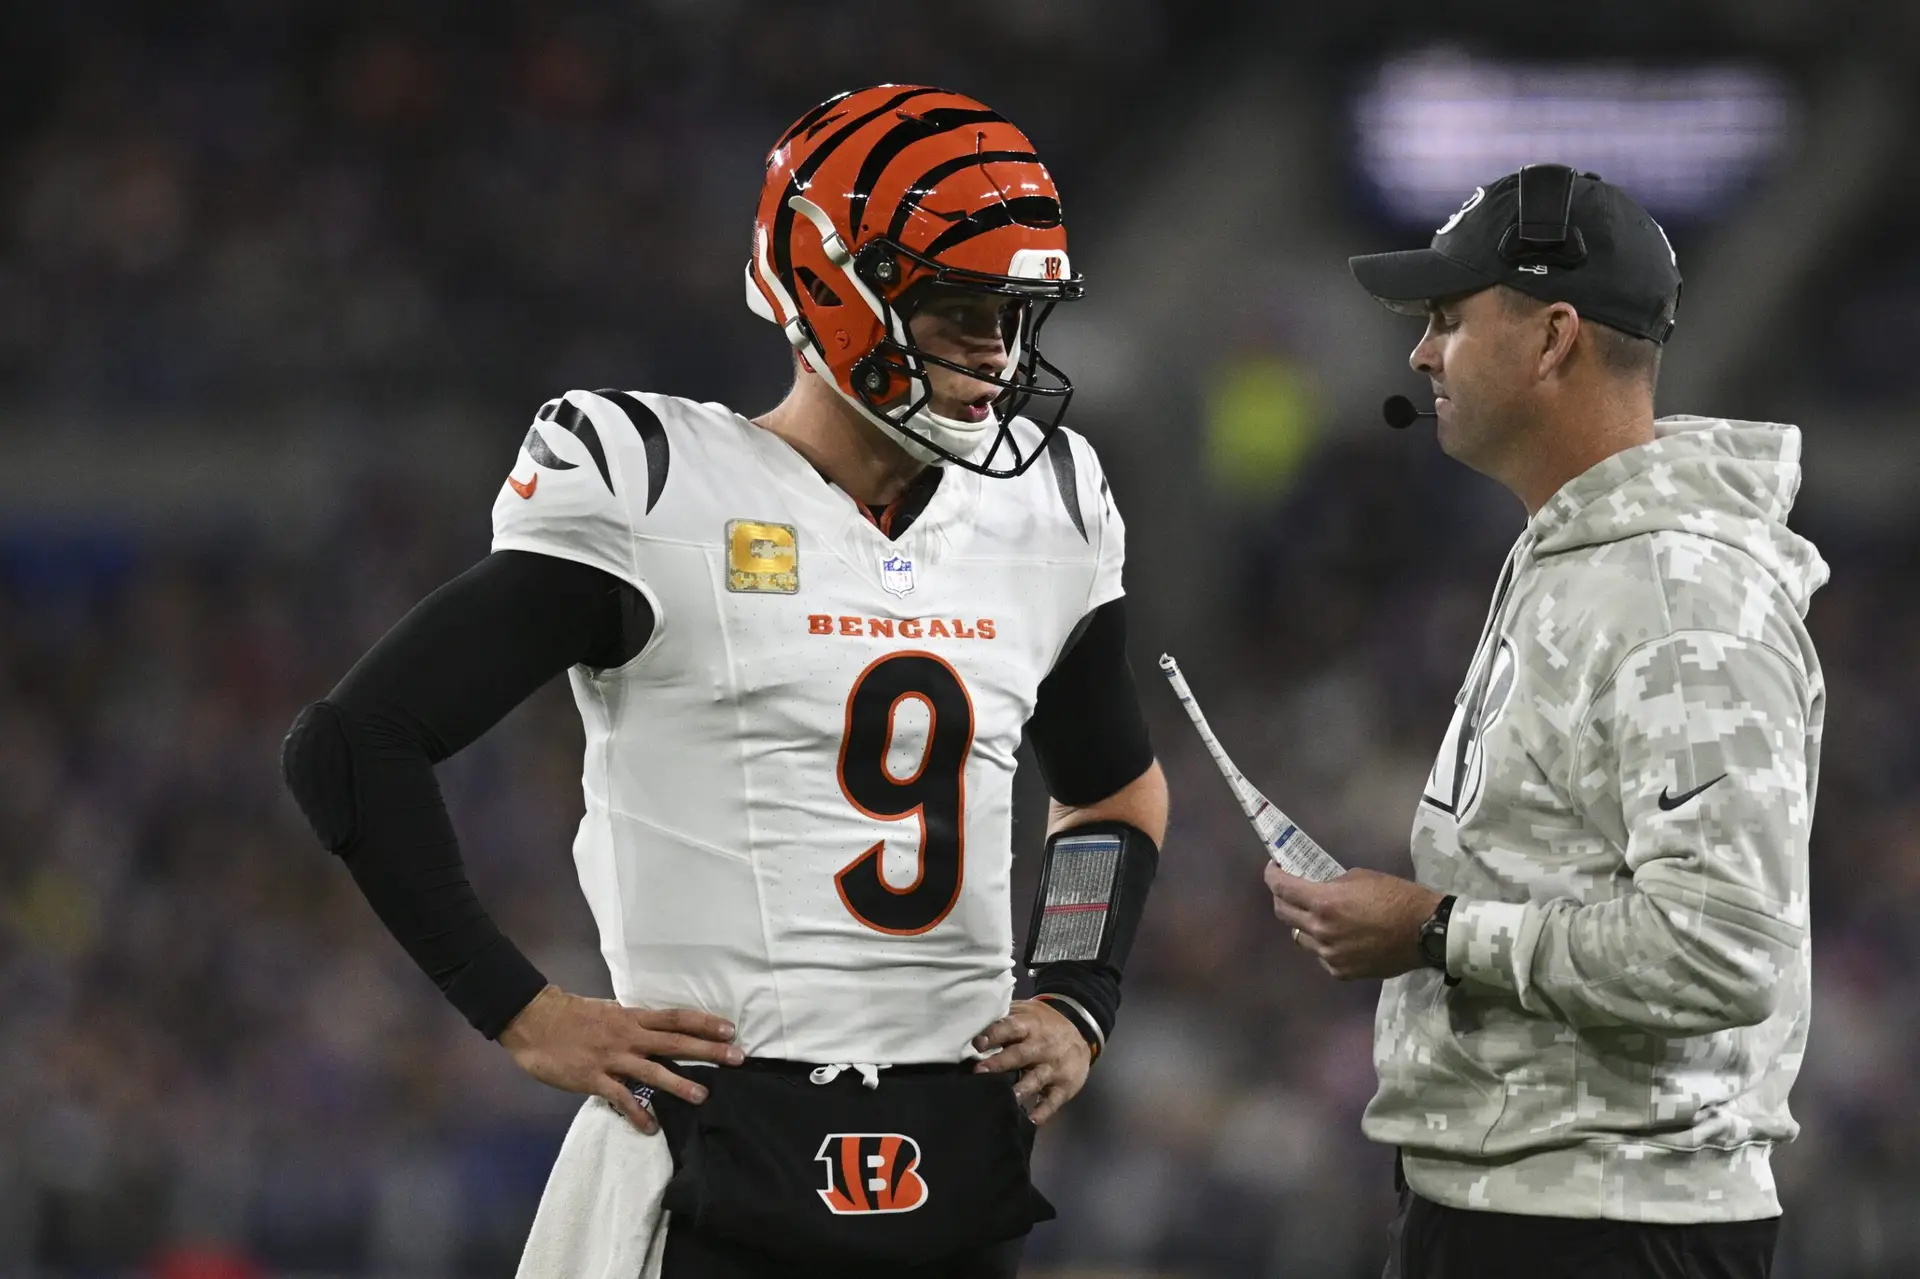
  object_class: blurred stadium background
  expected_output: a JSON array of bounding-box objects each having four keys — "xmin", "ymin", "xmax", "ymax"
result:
[{"xmin": 3, "ymin": 2, "xmax": 1918, "ymax": 1276}]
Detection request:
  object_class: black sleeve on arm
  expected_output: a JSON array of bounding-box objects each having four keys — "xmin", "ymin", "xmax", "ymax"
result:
[
  {"xmin": 1025, "ymin": 597, "xmax": 1154, "ymax": 807},
  {"xmin": 282, "ymin": 550, "xmax": 653, "ymax": 1038}
]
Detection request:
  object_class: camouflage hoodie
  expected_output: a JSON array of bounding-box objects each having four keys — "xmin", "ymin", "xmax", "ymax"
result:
[{"xmin": 1365, "ymin": 415, "xmax": 1828, "ymax": 1223}]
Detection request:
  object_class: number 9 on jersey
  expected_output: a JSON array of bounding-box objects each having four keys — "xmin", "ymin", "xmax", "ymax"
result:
[{"xmin": 835, "ymin": 651, "xmax": 976, "ymax": 935}]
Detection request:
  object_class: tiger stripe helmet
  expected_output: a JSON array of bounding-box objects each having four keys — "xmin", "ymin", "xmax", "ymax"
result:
[{"xmin": 746, "ymin": 85, "xmax": 1084, "ymax": 478}]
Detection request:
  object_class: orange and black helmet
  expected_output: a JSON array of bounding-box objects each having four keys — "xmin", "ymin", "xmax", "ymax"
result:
[{"xmin": 746, "ymin": 85, "xmax": 1084, "ymax": 478}]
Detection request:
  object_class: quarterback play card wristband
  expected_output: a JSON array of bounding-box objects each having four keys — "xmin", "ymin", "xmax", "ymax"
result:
[{"xmin": 1024, "ymin": 819, "xmax": 1161, "ymax": 1058}]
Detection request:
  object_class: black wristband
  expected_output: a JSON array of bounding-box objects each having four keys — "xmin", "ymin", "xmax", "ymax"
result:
[
  {"xmin": 1032, "ymin": 963, "xmax": 1119, "ymax": 1055},
  {"xmin": 444, "ymin": 935, "xmax": 551, "ymax": 1040}
]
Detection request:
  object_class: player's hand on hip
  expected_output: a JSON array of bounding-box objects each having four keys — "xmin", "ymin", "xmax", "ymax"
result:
[
  {"xmin": 497, "ymin": 985, "xmax": 744, "ymax": 1133},
  {"xmin": 1265, "ymin": 865, "xmax": 1442, "ymax": 981},
  {"xmin": 971, "ymin": 999, "xmax": 1092, "ymax": 1126}
]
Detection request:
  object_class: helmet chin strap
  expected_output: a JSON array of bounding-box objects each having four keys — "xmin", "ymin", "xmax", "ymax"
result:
[
  {"xmin": 897, "ymin": 405, "xmax": 995, "ymax": 464},
  {"xmin": 827, "ymin": 380, "xmax": 995, "ymax": 466}
]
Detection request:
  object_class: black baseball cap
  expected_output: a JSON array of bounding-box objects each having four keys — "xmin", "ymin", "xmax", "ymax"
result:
[{"xmin": 1349, "ymin": 165, "xmax": 1682, "ymax": 343}]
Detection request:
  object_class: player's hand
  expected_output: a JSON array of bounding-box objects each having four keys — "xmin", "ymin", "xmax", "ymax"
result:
[
  {"xmin": 971, "ymin": 999, "xmax": 1092, "ymax": 1126},
  {"xmin": 1266, "ymin": 865, "xmax": 1443, "ymax": 981},
  {"xmin": 497, "ymin": 985, "xmax": 744, "ymax": 1134}
]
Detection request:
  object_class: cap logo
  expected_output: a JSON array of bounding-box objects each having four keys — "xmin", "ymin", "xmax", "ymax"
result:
[{"xmin": 1436, "ymin": 186, "xmax": 1485, "ymax": 236}]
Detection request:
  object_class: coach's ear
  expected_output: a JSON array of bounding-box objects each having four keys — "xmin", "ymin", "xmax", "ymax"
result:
[{"xmin": 1535, "ymin": 301, "xmax": 1582, "ymax": 382}]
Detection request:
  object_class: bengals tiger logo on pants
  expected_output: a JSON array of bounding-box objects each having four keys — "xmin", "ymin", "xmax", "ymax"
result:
[{"xmin": 815, "ymin": 1133, "xmax": 929, "ymax": 1214}]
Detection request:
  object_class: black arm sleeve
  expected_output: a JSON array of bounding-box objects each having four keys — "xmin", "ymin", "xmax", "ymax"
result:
[
  {"xmin": 1024, "ymin": 597, "xmax": 1155, "ymax": 806},
  {"xmin": 282, "ymin": 550, "xmax": 652, "ymax": 1038}
]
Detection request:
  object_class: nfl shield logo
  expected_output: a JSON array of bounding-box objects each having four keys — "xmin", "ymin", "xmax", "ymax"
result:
[{"xmin": 880, "ymin": 554, "xmax": 915, "ymax": 597}]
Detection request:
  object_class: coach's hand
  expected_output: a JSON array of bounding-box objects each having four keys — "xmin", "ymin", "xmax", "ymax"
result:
[
  {"xmin": 1266, "ymin": 866, "xmax": 1443, "ymax": 981},
  {"xmin": 498, "ymin": 985, "xmax": 744, "ymax": 1133},
  {"xmin": 971, "ymin": 999, "xmax": 1092, "ymax": 1126}
]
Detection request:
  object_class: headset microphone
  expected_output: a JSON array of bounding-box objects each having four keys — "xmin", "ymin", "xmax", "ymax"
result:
[{"xmin": 1382, "ymin": 395, "xmax": 1437, "ymax": 430}]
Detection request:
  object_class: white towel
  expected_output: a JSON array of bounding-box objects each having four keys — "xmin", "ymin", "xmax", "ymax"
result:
[{"xmin": 515, "ymin": 1097, "xmax": 674, "ymax": 1279}]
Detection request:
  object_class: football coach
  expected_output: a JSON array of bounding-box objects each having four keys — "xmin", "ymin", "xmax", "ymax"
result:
[{"xmin": 1265, "ymin": 166, "xmax": 1828, "ymax": 1279}]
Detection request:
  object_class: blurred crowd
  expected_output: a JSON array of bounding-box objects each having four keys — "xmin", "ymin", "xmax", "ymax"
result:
[
  {"xmin": 5, "ymin": 2, "xmax": 1920, "ymax": 1278},
  {"xmin": 0, "ymin": 0, "xmax": 1176, "ymax": 418}
]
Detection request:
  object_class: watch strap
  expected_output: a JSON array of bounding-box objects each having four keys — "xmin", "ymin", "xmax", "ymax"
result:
[{"xmin": 1419, "ymin": 894, "xmax": 1458, "ymax": 979}]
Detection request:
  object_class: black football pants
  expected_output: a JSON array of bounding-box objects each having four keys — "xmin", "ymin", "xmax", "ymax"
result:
[
  {"xmin": 660, "ymin": 1225, "xmax": 1023, "ymax": 1278},
  {"xmin": 1385, "ymin": 1177, "xmax": 1779, "ymax": 1279}
]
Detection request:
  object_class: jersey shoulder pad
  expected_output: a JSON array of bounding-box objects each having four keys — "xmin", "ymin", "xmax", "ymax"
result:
[
  {"xmin": 492, "ymin": 390, "xmax": 648, "ymax": 583},
  {"xmin": 1037, "ymin": 423, "xmax": 1124, "ymax": 609},
  {"xmin": 526, "ymin": 389, "xmax": 674, "ymax": 515},
  {"xmin": 520, "ymin": 388, "xmax": 764, "ymax": 511},
  {"xmin": 1033, "ymin": 422, "xmax": 1117, "ymax": 547},
  {"xmin": 492, "ymin": 390, "xmax": 757, "ymax": 595}
]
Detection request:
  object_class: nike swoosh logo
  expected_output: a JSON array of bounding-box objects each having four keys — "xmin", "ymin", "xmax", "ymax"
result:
[
  {"xmin": 1658, "ymin": 774, "xmax": 1727, "ymax": 811},
  {"xmin": 507, "ymin": 473, "xmax": 537, "ymax": 500}
]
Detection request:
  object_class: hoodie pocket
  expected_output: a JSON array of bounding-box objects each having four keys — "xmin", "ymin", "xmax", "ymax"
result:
[
  {"xmin": 1386, "ymin": 983, "xmax": 1581, "ymax": 1157},
  {"xmin": 1375, "ymin": 976, "xmax": 1509, "ymax": 1148},
  {"xmin": 1470, "ymin": 1002, "xmax": 1584, "ymax": 1156}
]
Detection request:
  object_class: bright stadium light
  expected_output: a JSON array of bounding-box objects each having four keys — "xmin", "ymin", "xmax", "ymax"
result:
[{"xmin": 1353, "ymin": 50, "xmax": 1796, "ymax": 224}]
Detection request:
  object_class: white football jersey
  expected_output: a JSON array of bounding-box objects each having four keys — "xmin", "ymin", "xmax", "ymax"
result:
[{"xmin": 490, "ymin": 389, "xmax": 1125, "ymax": 1064}]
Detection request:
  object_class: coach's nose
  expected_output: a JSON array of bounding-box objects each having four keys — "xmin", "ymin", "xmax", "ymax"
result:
[{"xmin": 1410, "ymin": 329, "xmax": 1441, "ymax": 379}]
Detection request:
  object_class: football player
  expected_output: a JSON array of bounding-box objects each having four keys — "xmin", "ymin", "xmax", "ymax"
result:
[{"xmin": 283, "ymin": 85, "xmax": 1166, "ymax": 1278}]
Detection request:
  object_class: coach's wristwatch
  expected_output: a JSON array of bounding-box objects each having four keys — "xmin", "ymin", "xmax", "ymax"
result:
[{"xmin": 1417, "ymin": 894, "xmax": 1457, "ymax": 978}]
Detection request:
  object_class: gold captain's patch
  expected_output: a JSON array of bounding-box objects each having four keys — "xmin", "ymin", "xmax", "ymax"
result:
[{"xmin": 726, "ymin": 520, "xmax": 799, "ymax": 594}]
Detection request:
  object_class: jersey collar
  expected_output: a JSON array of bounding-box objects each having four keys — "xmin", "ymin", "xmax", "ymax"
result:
[{"xmin": 732, "ymin": 411, "xmax": 984, "ymax": 577}]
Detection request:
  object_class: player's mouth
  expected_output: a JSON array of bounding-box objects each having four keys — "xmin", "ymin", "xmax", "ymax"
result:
[{"xmin": 956, "ymin": 393, "xmax": 995, "ymax": 423}]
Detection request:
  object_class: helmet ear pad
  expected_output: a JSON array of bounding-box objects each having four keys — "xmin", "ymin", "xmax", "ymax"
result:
[
  {"xmin": 786, "ymin": 238, "xmax": 876, "ymax": 378},
  {"xmin": 790, "ymin": 232, "xmax": 944, "ymax": 411},
  {"xmin": 781, "ymin": 224, "xmax": 914, "ymax": 406}
]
